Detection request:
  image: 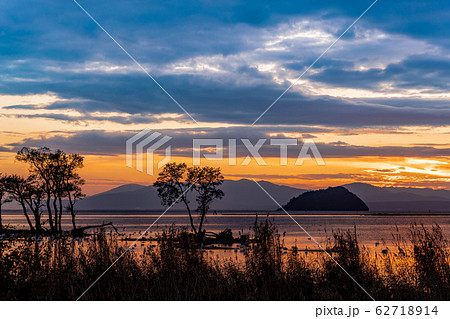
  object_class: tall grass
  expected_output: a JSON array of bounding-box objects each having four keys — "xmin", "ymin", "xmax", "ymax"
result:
[{"xmin": 0, "ymin": 221, "xmax": 449, "ymax": 300}]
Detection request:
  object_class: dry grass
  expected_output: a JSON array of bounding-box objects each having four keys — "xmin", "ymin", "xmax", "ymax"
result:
[{"xmin": 0, "ymin": 221, "xmax": 449, "ymax": 300}]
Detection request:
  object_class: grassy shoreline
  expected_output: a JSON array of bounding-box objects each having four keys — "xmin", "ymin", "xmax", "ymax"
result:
[{"xmin": 1, "ymin": 220, "xmax": 449, "ymax": 300}]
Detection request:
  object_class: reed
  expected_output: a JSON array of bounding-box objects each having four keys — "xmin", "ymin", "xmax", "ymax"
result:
[{"xmin": 0, "ymin": 221, "xmax": 449, "ymax": 300}]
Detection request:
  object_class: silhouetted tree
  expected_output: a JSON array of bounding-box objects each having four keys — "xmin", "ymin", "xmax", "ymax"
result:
[
  {"xmin": 24, "ymin": 178, "xmax": 45, "ymax": 231},
  {"xmin": 16, "ymin": 147, "xmax": 85, "ymax": 232},
  {"xmin": 58, "ymin": 153, "xmax": 85, "ymax": 230},
  {"xmin": 16, "ymin": 147, "xmax": 57, "ymax": 231},
  {"xmin": 187, "ymin": 166, "xmax": 224, "ymax": 240},
  {"xmin": 154, "ymin": 163, "xmax": 197, "ymax": 233},
  {"xmin": 0, "ymin": 174, "xmax": 12, "ymax": 229},
  {"xmin": 3, "ymin": 175, "xmax": 35, "ymax": 231},
  {"xmin": 154, "ymin": 163, "xmax": 224, "ymax": 241}
]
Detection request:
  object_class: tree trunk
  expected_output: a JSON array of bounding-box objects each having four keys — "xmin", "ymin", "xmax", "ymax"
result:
[
  {"xmin": 71, "ymin": 222, "xmax": 119, "ymax": 237},
  {"xmin": 175, "ymin": 181, "xmax": 197, "ymax": 234},
  {"xmin": 69, "ymin": 201, "xmax": 76, "ymax": 230},
  {"xmin": 33, "ymin": 207, "xmax": 42, "ymax": 231},
  {"xmin": 58, "ymin": 196, "xmax": 63, "ymax": 232},
  {"xmin": 33, "ymin": 210, "xmax": 41, "ymax": 231},
  {"xmin": 46, "ymin": 196, "xmax": 54, "ymax": 232},
  {"xmin": 198, "ymin": 212, "xmax": 205, "ymax": 235},
  {"xmin": 21, "ymin": 201, "xmax": 34, "ymax": 231},
  {"xmin": 197, "ymin": 208, "xmax": 208, "ymax": 242},
  {"xmin": 0, "ymin": 202, "xmax": 3, "ymax": 229},
  {"xmin": 53, "ymin": 197, "xmax": 59, "ymax": 232},
  {"xmin": 71, "ymin": 210, "xmax": 76, "ymax": 230},
  {"xmin": 182, "ymin": 197, "xmax": 197, "ymax": 234},
  {"xmin": 26, "ymin": 199, "xmax": 42, "ymax": 231},
  {"xmin": 67, "ymin": 193, "xmax": 76, "ymax": 230}
]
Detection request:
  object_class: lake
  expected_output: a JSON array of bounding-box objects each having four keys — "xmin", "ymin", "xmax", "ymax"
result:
[{"xmin": 3, "ymin": 211, "xmax": 450, "ymax": 254}]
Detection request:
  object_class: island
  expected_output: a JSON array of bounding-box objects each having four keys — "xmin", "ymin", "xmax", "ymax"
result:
[{"xmin": 282, "ymin": 186, "xmax": 369, "ymax": 211}]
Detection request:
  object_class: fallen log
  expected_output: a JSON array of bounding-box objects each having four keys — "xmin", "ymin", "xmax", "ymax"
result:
[{"xmin": 71, "ymin": 222, "xmax": 121, "ymax": 237}]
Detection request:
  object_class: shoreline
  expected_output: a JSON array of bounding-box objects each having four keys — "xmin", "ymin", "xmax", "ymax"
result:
[
  {"xmin": 4, "ymin": 209, "xmax": 450, "ymax": 216},
  {"xmin": 222, "ymin": 212, "xmax": 450, "ymax": 216}
]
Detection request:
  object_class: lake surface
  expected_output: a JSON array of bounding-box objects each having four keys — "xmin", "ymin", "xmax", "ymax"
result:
[{"xmin": 3, "ymin": 211, "xmax": 450, "ymax": 253}]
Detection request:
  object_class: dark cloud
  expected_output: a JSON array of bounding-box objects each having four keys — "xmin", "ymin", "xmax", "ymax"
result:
[
  {"xmin": 6, "ymin": 130, "xmax": 126, "ymax": 156},
  {"xmin": 310, "ymin": 55, "xmax": 450, "ymax": 90},
  {"xmin": 2, "ymin": 0, "xmax": 447, "ymax": 61},
  {"xmin": 5, "ymin": 129, "xmax": 450, "ymax": 159},
  {"xmin": 2, "ymin": 64, "xmax": 450, "ymax": 127},
  {"xmin": 250, "ymin": 98, "xmax": 450, "ymax": 126},
  {"xmin": 9, "ymin": 112, "xmax": 181, "ymax": 126},
  {"xmin": 1, "ymin": 0, "xmax": 449, "ymax": 127}
]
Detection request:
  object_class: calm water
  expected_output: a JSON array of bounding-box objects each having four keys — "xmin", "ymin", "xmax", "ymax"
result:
[{"xmin": 3, "ymin": 211, "xmax": 450, "ymax": 253}]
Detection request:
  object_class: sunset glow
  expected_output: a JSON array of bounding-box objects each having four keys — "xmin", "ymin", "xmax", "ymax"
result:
[{"xmin": 1, "ymin": 0, "xmax": 449, "ymax": 195}]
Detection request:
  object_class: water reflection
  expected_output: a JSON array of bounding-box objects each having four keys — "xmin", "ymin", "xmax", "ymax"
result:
[{"xmin": 3, "ymin": 211, "xmax": 450, "ymax": 258}]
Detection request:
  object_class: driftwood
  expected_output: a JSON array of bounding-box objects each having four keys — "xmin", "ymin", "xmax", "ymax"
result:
[{"xmin": 71, "ymin": 222, "xmax": 121, "ymax": 237}]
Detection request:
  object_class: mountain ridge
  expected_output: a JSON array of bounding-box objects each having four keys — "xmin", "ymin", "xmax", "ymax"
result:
[
  {"xmin": 75, "ymin": 180, "xmax": 450, "ymax": 212},
  {"xmin": 76, "ymin": 179, "xmax": 306, "ymax": 212}
]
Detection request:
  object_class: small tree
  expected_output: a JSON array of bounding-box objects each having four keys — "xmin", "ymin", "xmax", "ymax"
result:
[
  {"xmin": 16, "ymin": 147, "xmax": 85, "ymax": 232},
  {"xmin": 50, "ymin": 151, "xmax": 85, "ymax": 231},
  {"xmin": 23, "ymin": 178, "xmax": 45, "ymax": 231},
  {"xmin": 16, "ymin": 147, "xmax": 57, "ymax": 231},
  {"xmin": 188, "ymin": 166, "xmax": 224, "ymax": 239},
  {"xmin": 59, "ymin": 153, "xmax": 85, "ymax": 230},
  {"xmin": 154, "ymin": 163, "xmax": 197, "ymax": 233},
  {"xmin": 3, "ymin": 175, "xmax": 35, "ymax": 231},
  {"xmin": 154, "ymin": 163, "xmax": 224, "ymax": 241}
]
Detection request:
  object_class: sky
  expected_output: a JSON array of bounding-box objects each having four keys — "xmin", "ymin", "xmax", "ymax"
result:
[{"xmin": 1, "ymin": 0, "xmax": 449, "ymax": 194}]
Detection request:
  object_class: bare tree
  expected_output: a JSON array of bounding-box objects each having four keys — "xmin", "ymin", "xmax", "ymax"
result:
[{"xmin": 154, "ymin": 163, "xmax": 224, "ymax": 241}]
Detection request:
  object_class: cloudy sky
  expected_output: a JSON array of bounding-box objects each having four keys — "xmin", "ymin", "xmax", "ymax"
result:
[{"xmin": 1, "ymin": 0, "xmax": 449, "ymax": 194}]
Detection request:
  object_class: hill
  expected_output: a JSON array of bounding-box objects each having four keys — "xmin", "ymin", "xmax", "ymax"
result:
[{"xmin": 282, "ymin": 186, "xmax": 369, "ymax": 211}]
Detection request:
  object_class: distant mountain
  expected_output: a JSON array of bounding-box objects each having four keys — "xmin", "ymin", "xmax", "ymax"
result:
[
  {"xmin": 5, "ymin": 180, "xmax": 450, "ymax": 212},
  {"xmin": 282, "ymin": 186, "xmax": 369, "ymax": 211},
  {"xmin": 99, "ymin": 183, "xmax": 147, "ymax": 195},
  {"xmin": 77, "ymin": 184, "xmax": 160, "ymax": 211},
  {"xmin": 342, "ymin": 182, "xmax": 450, "ymax": 211},
  {"xmin": 77, "ymin": 179, "xmax": 306, "ymax": 212}
]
